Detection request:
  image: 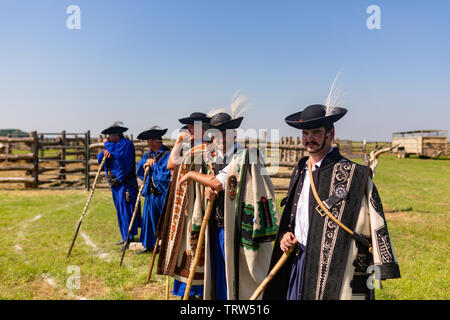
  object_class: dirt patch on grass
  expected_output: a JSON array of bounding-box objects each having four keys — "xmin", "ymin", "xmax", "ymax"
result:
[
  {"xmin": 386, "ymin": 211, "xmax": 449, "ymax": 225},
  {"xmin": 29, "ymin": 276, "xmax": 109, "ymax": 300},
  {"xmin": 25, "ymin": 277, "xmax": 66, "ymax": 300},
  {"xmin": 385, "ymin": 211, "xmax": 425, "ymax": 223},
  {"xmin": 130, "ymin": 276, "xmax": 177, "ymax": 300},
  {"xmin": 77, "ymin": 277, "xmax": 110, "ymax": 299}
]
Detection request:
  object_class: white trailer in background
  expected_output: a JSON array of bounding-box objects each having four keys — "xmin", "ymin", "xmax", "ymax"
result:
[{"xmin": 392, "ymin": 130, "xmax": 448, "ymax": 158}]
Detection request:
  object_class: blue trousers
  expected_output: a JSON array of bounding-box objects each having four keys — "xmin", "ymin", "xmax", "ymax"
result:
[
  {"xmin": 139, "ymin": 193, "xmax": 165, "ymax": 249},
  {"xmin": 286, "ymin": 244, "xmax": 306, "ymax": 300},
  {"xmin": 213, "ymin": 226, "xmax": 227, "ymax": 300},
  {"xmin": 172, "ymin": 280, "xmax": 204, "ymax": 297},
  {"xmin": 111, "ymin": 184, "xmax": 141, "ymax": 241}
]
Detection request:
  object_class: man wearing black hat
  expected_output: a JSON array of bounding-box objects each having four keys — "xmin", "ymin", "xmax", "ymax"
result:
[
  {"xmin": 167, "ymin": 112, "xmax": 211, "ymax": 171},
  {"xmin": 135, "ymin": 126, "xmax": 171, "ymax": 254},
  {"xmin": 185, "ymin": 111, "xmax": 243, "ymax": 300},
  {"xmin": 262, "ymin": 104, "xmax": 400, "ymax": 300},
  {"xmin": 97, "ymin": 122, "xmax": 141, "ymax": 250},
  {"xmin": 157, "ymin": 112, "xmax": 211, "ymax": 299},
  {"xmin": 178, "ymin": 104, "xmax": 280, "ymax": 300}
]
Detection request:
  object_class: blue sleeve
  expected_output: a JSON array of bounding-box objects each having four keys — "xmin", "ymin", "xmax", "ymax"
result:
[
  {"xmin": 152, "ymin": 151, "xmax": 171, "ymax": 194},
  {"xmin": 97, "ymin": 150, "xmax": 104, "ymax": 164},
  {"xmin": 97, "ymin": 149, "xmax": 112, "ymax": 181},
  {"xmin": 104, "ymin": 139, "xmax": 134, "ymax": 183},
  {"xmin": 137, "ymin": 152, "xmax": 148, "ymax": 181}
]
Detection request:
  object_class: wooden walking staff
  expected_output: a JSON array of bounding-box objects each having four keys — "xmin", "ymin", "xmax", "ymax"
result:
[
  {"xmin": 183, "ymin": 198, "xmax": 215, "ymax": 300},
  {"xmin": 250, "ymin": 244, "xmax": 296, "ymax": 300},
  {"xmin": 165, "ymin": 275, "xmax": 170, "ymax": 300},
  {"xmin": 119, "ymin": 167, "xmax": 150, "ymax": 267},
  {"xmin": 67, "ymin": 156, "xmax": 107, "ymax": 258},
  {"xmin": 145, "ymin": 236, "xmax": 160, "ymax": 283}
]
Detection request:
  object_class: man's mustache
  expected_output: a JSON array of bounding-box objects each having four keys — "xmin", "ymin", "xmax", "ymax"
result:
[{"xmin": 305, "ymin": 142, "xmax": 319, "ymax": 146}]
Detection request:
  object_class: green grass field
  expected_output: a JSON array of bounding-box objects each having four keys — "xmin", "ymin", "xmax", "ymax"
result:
[{"xmin": 0, "ymin": 155, "xmax": 448, "ymax": 300}]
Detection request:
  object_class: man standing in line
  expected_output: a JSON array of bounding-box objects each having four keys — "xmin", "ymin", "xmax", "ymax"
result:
[
  {"xmin": 135, "ymin": 126, "xmax": 171, "ymax": 254},
  {"xmin": 156, "ymin": 112, "xmax": 211, "ymax": 300},
  {"xmin": 97, "ymin": 121, "xmax": 141, "ymax": 251},
  {"xmin": 263, "ymin": 104, "xmax": 400, "ymax": 300},
  {"xmin": 179, "ymin": 109, "xmax": 280, "ymax": 299}
]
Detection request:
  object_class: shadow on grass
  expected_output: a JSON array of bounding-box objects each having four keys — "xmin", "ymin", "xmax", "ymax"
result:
[
  {"xmin": 404, "ymin": 155, "xmax": 450, "ymax": 161},
  {"xmin": 385, "ymin": 207, "xmax": 413, "ymax": 213}
]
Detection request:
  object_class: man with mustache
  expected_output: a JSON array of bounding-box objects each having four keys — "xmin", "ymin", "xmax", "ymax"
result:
[{"xmin": 263, "ymin": 104, "xmax": 400, "ymax": 300}]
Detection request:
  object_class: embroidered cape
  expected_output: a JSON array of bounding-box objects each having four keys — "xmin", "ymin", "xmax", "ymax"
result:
[
  {"xmin": 156, "ymin": 142, "xmax": 211, "ymax": 285},
  {"xmin": 263, "ymin": 148, "xmax": 400, "ymax": 300},
  {"xmin": 204, "ymin": 147, "xmax": 280, "ymax": 300}
]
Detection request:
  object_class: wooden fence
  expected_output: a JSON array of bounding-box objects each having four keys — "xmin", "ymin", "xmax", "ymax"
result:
[
  {"xmin": 0, "ymin": 132, "xmax": 38, "ymax": 187},
  {"xmin": 0, "ymin": 132, "xmax": 393, "ymax": 191},
  {"xmin": 0, "ymin": 131, "xmax": 90, "ymax": 189}
]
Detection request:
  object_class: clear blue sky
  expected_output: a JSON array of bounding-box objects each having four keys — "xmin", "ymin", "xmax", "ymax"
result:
[{"xmin": 0, "ymin": 0, "xmax": 449, "ymax": 141}]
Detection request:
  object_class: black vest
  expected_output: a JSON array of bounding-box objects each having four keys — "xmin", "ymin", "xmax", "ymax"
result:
[
  {"xmin": 263, "ymin": 148, "xmax": 372, "ymax": 300},
  {"xmin": 212, "ymin": 149, "xmax": 236, "ymax": 227}
]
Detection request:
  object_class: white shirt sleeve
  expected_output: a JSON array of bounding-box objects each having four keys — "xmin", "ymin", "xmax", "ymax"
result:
[{"xmin": 215, "ymin": 163, "xmax": 230, "ymax": 189}]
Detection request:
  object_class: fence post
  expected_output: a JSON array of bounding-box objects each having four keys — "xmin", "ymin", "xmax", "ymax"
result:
[
  {"xmin": 295, "ymin": 137, "xmax": 301, "ymax": 162},
  {"xmin": 60, "ymin": 130, "xmax": 66, "ymax": 181},
  {"xmin": 85, "ymin": 130, "xmax": 91, "ymax": 190},
  {"xmin": 74, "ymin": 134, "xmax": 78, "ymax": 159},
  {"xmin": 5, "ymin": 134, "xmax": 11, "ymax": 163},
  {"xmin": 30, "ymin": 131, "xmax": 39, "ymax": 188},
  {"xmin": 288, "ymin": 136, "xmax": 293, "ymax": 162},
  {"xmin": 362, "ymin": 139, "xmax": 369, "ymax": 166},
  {"xmin": 282, "ymin": 137, "xmax": 287, "ymax": 162},
  {"xmin": 6, "ymin": 134, "xmax": 11, "ymax": 153},
  {"xmin": 39, "ymin": 134, "xmax": 44, "ymax": 157}
]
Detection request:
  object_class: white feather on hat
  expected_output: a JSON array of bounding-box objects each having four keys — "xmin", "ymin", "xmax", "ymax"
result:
[
  {"xmin": 207, "ymin": 107, "xmax": 227, "ymax": 118},
  {"xmin": 112, "ymin": 121, "xmax": 125, "ymax": 127},
  {"xmin": 207, "ymin": 90, "xmax": 252, "ymax": 119},
  {"xmin": 230, "ymin": 89, "xmax": 251, "ymax": 119},
  {"xmin": 325, "ymin": 70, "xmax": 344, "ymax": 116}
]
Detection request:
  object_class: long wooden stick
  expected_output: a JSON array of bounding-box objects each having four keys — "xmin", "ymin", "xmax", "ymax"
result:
[
  {"xmin": 119, "ymin": 167, "xmax": 150, "ymax": 266},
  {"xmin": 67, "ymin": 156, "xmax": 106, "ymax": 258},
  {"xmin": 183, "ymin": 199, "xmax": 215, "ymax": 300},
  {"xmin": 165, "ymin": 276, "xmax": 170, "ymax": 300},
  {"xmin": 145, "ymin": 236, "xmax": 160, "ymax": 284},
  {"xmin": 250, "ymin": 244, "xmax": 296, "ymax": 300}
]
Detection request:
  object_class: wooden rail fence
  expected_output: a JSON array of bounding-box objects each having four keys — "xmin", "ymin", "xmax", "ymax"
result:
[
  {"xmin": 1, "ymin": 132, "xmax": 394, "ymax": 191},
  {"xmin": 0, "ymin": 132, "xmax": 38, "ymax": 187}
]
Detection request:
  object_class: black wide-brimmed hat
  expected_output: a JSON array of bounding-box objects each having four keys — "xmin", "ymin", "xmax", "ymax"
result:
[
  {"xmin": 209, "ymin": 112, "xmax": 243, "ymax": 131},
  {"xmin": 137, "ymin": 126, "xmax": 168, "ymax": 140},
  {"xmin": 285, "ymin": 104, "xmax": 347, "ymax": 130},
  {"xmin": 178, "ymin": 112, "xmax": 211, "ymax": 125},
  {"xmin": 101, "ymin": 121, "xmax": 128, "ymax": 135}
]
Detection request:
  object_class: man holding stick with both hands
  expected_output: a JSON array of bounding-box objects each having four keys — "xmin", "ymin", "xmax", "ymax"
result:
[
  {"xmin": 135, "ymin": 126, "xmax": 171, "ymax": 254},
  {"xmin": 97, "ymin": 121, "xmax": 141, "ymax": 251}
]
